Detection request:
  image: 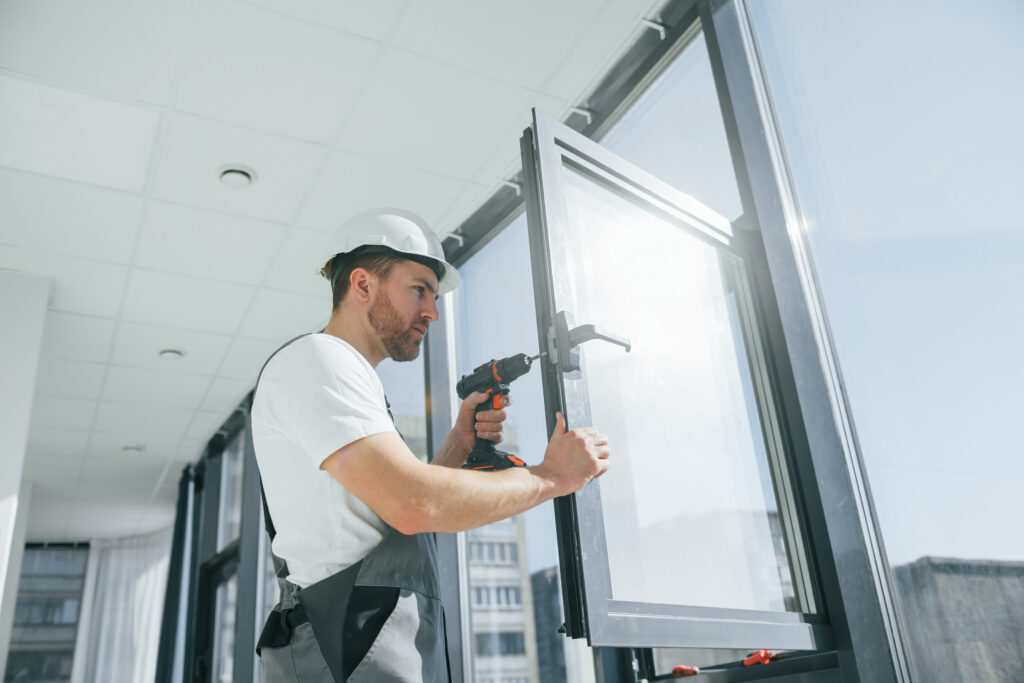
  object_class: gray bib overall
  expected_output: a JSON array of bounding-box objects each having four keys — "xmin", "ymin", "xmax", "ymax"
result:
[{"xmin": 254, "ymin": 334, "xmax": 451, "ymax": 683}]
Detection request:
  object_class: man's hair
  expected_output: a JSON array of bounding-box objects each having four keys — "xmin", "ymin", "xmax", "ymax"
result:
[{"xmin": 321, "ymin": 251, "xmax": 405, "ymax": 311}]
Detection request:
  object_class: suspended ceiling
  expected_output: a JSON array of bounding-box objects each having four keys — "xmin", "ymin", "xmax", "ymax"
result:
[{"xmin": 0, "ymin": 0, "xmax": 665, "ymax": 540}]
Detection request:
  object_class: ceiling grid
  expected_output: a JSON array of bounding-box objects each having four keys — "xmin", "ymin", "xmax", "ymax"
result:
[{"xmin": 0, "ymin": 0, "xmax": 664, "ymax": 540}]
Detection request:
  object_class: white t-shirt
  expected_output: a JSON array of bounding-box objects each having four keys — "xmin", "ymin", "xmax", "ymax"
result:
[{"xmin": 251, "ymin": 334, "xmax": 404, "ymax": 588}]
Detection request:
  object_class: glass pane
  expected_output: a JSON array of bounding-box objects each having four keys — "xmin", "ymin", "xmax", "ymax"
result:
[
  {"xmin": 211, "ymin": 573, "xmax": 238, "ymax": 683},
  {"xmin": 600, "ymin": 30, "xmax": 743, "ymax": 222},
  {"xmin": 747, "ymin": 1, "xmax": 1024, "ymax": 678},
  {"xmin": 252, "ymin": 499, "xmax": 281, "ymax": 683},
  {"xmin": 217, "ymin": 433, "xmax": 245, "ymax": 550},
  {"xmin": 559, "ymin": 164, "xmax": 796, "ymax": 612},
  {"xmin": 377, "ymin": 354, "xmax": 428, "ymax": 461},
  {"xmin": 456, "ymin": 215, "xmax": 596, "ymax": 683}
]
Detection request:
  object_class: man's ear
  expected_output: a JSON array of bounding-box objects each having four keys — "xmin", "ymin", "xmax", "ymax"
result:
[{"xmin": 349, "ymin": 267, "xmax": 375, "ymax": 304}]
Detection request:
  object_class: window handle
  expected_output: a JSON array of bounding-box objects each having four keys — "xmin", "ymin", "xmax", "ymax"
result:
[{"xmin": 548, "ymin": 310, "xmax": 631, "ymax": 376}]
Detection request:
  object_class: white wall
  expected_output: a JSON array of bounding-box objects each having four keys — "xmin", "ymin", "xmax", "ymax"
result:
[{"xmin": 0, "ymin": 270, "xmax": 50, "ymax": 673}]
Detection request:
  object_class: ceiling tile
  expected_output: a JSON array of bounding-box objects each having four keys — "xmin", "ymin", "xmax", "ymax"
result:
[
  {"xmin": 102, "ymin": 366, "xmax": 213, "ymax": 408},
  {"xmin": 27, "ymin": 428, "xmax": 90, "ymax": 456},
  {"xmin": 0, "ymin": 247, "xmax": 129, "ymax": 317},
  {"xmin": 22, "ymin": 454, "xmax": 83, "ymax": 481},
  {"xmin": 219, "ymin": 337, "xmax": 283, "ymax": 381},
  {"xmin": 87, "ymin": 431, "xmax": 177, "ymax": 459},
  {"xmin": 34, "ymin": 358, "xmax": 106, "ymax": 400},
  {"xmin": 149, "ymin": 485, "xmax": 180, "ymax": 507},
  {"xmin": 26, "ymin": 524, "xmax": 71, "ymax": 542},
  {"xmin": 335, "ymin": 49, "xmax": 534, "ymax": 179},
  {"xmin": 435, "ymin": 182, "xmax": 495, "ymax": 235},
  {"xmin": 157, "ymin": 462, "xmax": 188, "ymax": 492},
  {"xmin": 152, "ymin": 113, "xmax": 326, "ymax": 222},
  {"xmin": 32, "ymin": 477, "xmax": 81, "ymax": 499},
  {"xmin": 263, "ymin": 228, "xmax": 333, "ymax": 297},
  {"xmin": 30, "ymin": 397, "xmax": 97, "ymax": 431},
  {"xmin": 66, "ymin": 499, "xmax": 151, "ymax": 518},
  {"xmin": 176, "ymin": 438, "xmax": 207, "ymax": 463},
  {"xmin": 0, "ymin": 169, "xmax": 143, "ymax": 263},
  {"xmin": 238, "ymin": 0, "xmax": 406, "ymax": 41},
  {"xmin": 201, "ymin": 377, "xmax": 253, "ymax": 413},
  {"xmin": 186, "ymin": 410, "xmax": 230, "ymax": 441},
  {"xmin": 297, "ymin": 150, "xmax": 475, "ymax": 233},
  {"xmin": 176, "ymin": 0, "xmax": 381, "ymax": 142},
  {"xmin": 391, "ymin": 0, "xmax": 596, "ymax": 90},
  {"xmin": 0, "ymin": 75, "xmax": 159, "ymax": 192},
  {"xmin": 121, "ymin": 269, "xmax": 255, "ymax": 334},
  {"xmin": 137, "ymin": 201, "xmax": 288, "ymax": 284},
  {"xmin": 79, "ymin": 456, "xmax": 167, "ymax": 484},
  {"xmin": 542, "ymin": 0, "xmax": 657, "ymax": 101},
  {"xmin": 40, "ymin": 312, "xmax": 117, "ymax": 363},
  {"xmin": 470, "ymin": 95, "xmax": 569, "ymax": 185},
  {"xmin": 0, "ymin": 0, "xmax": 190, "ymax": 104},
  {"xmin": 26, "ymin": 490, "xmax": 79, "ymax": 518},
  {"xmin": 137, "ymin": 509, "xmax": 177, "ymax": 536},
  {"xmin": 238, "ymin": 289, "xmax": 328, "ymax": 341},
  {"xmin": 93, "ymin": 402, "xmax": 194, "ymax": 440},
  {"xmin": 65, "ymin": 520, "xmax": 138, "ymax": 540},
  {"xmin": 111, "ymin": 322, "xmax": 232, "ymax": 375}
]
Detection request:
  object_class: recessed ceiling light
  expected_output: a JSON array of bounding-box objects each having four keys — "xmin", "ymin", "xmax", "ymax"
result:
[
  {"xmin": 121, "ymin": 443, "xmax": 146, "ymax": 454},
  {"xmin": 218, "ymin": 164, "xmax": 256, "ymax": 188},
  {"xmin": 158, "ymin": 348, "xmax": 185, "ymax": 360}
]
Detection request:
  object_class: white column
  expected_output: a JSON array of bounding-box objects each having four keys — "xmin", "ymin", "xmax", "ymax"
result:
[{"xmin": 0, "ymin": 270, "xmax": 50, "ymax": 674}]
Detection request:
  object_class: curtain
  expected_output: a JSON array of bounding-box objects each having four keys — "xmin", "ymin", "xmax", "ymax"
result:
[{"xmin": 82, "ymin": 527, "xmax": 172, "ymax": 683}]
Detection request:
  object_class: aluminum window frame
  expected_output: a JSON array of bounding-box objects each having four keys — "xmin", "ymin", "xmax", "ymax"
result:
[{"xmin": 699, "ymin": 1, "xmax": 914, "ymax": 679}]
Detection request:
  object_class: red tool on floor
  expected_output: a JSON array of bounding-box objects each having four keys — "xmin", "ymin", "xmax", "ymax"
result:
[{"xmin": 645, "ymin": 649, "xmax": 792, "ymax": 680}]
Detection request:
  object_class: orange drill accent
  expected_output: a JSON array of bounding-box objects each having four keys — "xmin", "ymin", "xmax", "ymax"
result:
[
  {"xmin": 492, "ymin": 394, "xmax": 505, "ymax": 410},
  {"xmin": 507, "ymin": 456, "xmax": 525, "ymax": 467},
  {"xmin": 473, "ymin": 466, "xmax": 494, "ymax": 471},
  {"xmin": 743, "ymin": 650, "xmax": 772, "ymax": 666},
  {"xmin": 672, "ymin": 664, "xmax": 700, "ymax": 677},
  {"xmin": 492, "ymin": 362, "xmax": 502, "ymax": 382}
]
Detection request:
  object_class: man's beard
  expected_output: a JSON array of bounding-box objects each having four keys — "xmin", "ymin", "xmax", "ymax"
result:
[{"xmin": 368, "ymin": 289, "xmax": 423, "ymax": 362}]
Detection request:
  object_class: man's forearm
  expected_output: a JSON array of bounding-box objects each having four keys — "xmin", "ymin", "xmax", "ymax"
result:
[
  {"xmin": 401, "ymin": 463, "xmax": 560, "ymax": 534},
  {"xmin": 323, "ymin": 418, "xmax": 607, "ymax": 536}
]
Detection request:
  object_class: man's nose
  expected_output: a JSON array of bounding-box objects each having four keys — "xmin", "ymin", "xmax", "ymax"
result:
[{"xmin": 422, "ymin": 298, "xmax": 439, "ymax": 322}]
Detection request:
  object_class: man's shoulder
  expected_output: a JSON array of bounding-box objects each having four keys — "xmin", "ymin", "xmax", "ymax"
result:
[{"xmin": 269, "ymin": 333, "xmax": 363, "ymax": 372}]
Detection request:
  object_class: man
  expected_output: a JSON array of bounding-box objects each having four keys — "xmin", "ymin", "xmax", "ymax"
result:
[{"xmin": 252, "ymin": 208, "xmax": 610, "ymax": 682}]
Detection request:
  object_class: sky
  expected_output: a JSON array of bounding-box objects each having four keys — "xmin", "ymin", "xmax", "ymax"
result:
[{"xmin": 748, "ymin": 0, "xmax": 1024, "ymax": 564}]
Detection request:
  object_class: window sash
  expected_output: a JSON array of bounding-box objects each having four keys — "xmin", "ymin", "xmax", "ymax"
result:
[{"xmin": 521, "ymin": 108, "xmax": 829, "ymax": 651}]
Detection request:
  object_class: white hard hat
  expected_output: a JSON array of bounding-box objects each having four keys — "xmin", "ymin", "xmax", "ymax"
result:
[{"xmin": 321, "ymin": 208, "xmax": 461, "ymax": 294}]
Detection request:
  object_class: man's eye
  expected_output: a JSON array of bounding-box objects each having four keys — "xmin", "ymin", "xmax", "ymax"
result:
[{"xmin": 414, "ymin": 286, "xmax": 425, "ymax": 295}]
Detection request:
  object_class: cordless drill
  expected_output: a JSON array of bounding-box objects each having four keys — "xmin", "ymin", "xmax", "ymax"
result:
[{"xmin": 456, "ymin": 353, "xmax": 537, "ymax": 471}]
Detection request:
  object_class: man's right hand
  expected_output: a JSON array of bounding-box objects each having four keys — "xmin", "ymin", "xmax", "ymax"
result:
[{"xmin": 535, "ymin": 412, "xmax": 610, "ymax": 497}]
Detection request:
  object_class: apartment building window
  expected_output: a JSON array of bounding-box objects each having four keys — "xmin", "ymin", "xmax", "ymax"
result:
[
  {"xmin": 469, "ymin": 542, "xmax": 519, "ymax": 566},
  {"xmin": 473, "ymin": 586, "xmax": 523, "ymax": 608},
  {"xmin": 475, "ymin": 632, "xmax": 526, "ymax": 657},
  {"xmin": 5, "ymin": 544, "xmax": 89, "ymax": 683}
]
